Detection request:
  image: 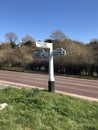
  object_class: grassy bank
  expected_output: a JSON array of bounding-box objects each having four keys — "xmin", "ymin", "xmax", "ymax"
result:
[{"xmin": 0, "ymin": 87, "xmax": 98, "ymax": 130}]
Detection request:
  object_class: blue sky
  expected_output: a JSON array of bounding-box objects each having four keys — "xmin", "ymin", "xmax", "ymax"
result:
[{"xmin": 0, "ymin": 0, "xmax": 98, "ymax": 43}]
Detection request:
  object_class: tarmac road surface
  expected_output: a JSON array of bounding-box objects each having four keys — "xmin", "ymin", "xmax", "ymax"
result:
[{"xmin": 0, "ymin": 70, "xmax": 98, "ymax": 102}]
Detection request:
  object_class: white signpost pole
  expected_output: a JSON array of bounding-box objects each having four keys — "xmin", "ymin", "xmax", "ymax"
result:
[
  {"xmin": 48, "ymin": 43, "xmax": 55, "ymax": 92},
  {"xmin": 36, "ymin": 41, "xmax": 55, "ymax": 92}
]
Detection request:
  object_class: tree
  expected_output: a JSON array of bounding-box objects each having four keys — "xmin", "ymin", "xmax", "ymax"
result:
[
  {"xmin": 64, "ymin": 41, "xmax": 94, "ymax": 65},
  {"xmin": 88, "ymin": 39, "xmax": 98, "ymax": 65},
  {"xmin": 50, "ymin": 30, "xmax": 67, "ymax": 41},
  {"xmin": 44, "ymin": 39, "xmax": 53, "ymax": 43},
  {"xmin": 5, "ymin": 32, "xmax": 18, "ymax": 43},
  {"xmin": 21, "ymin": 35, "xmax": 36, "ymax": 47},
  {"xmin": 5, "ymin": 32, "xmax": 18, "ymax": 48},
  {"xmin": 22, "ymin": 35, "xmax": 34, "ymax": 43},
  {"xmin": 90, "ymin": 39, "xmax": 98, "ymax": 44}
]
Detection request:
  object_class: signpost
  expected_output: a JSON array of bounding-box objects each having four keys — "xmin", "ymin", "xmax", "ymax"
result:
[
  {"xmin": 36, "ymin": 41, "xmax": 55, "ymax": 92},
  {"xmin": 36, "ymin": 41, "xmax": 51, "ymax": 48}
]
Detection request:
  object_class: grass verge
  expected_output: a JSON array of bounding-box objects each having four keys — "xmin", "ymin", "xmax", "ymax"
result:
[{"xmin": 0, "ymin": 87, "xmax": 98, "ymax": 130}]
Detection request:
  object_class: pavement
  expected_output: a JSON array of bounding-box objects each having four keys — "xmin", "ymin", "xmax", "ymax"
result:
[
  {"xmin": 0, "ymin": 82, "xmax": 22, "ymax": 89},
  {"xmin": 0, "ymin": 83, "xmax": 9, "ymax": 89}
]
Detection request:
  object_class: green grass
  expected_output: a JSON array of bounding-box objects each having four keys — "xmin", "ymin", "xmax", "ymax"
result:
[{"xmin": 0, "ymin": 87, "xmax": 98, "ymax": 130}]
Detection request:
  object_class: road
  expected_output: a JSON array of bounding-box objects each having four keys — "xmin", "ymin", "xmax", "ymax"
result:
[{"xmin": 0, "ymin": 70, "xmax": 98, "ymax": 101}]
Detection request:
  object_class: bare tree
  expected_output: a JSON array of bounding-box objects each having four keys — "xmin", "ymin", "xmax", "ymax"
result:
[
  {"xmin": 22, "ymin": 35, "xmax": 34, "ymax": 43},
  {"xmin": 5, "ymin": 32, "xmax": 18, "ymax": 48},
  {"xmin": 50, "ymin": 30, "xmax": 67, "ymax": 41},
  {"xmin": 5, "ymin": 32, "xmax": 18, "ymax": 43}
]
